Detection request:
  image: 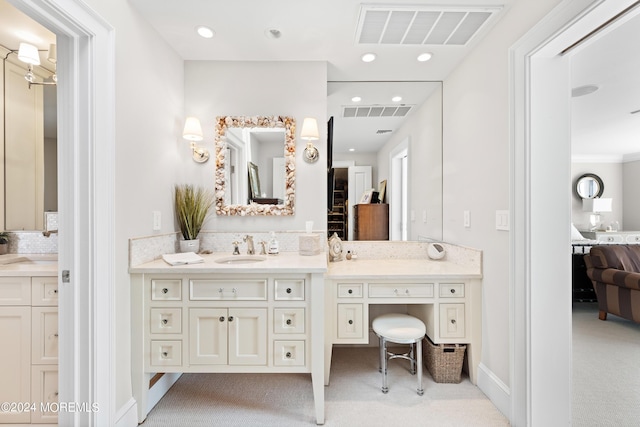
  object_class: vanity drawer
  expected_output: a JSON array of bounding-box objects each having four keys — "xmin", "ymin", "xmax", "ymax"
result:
[
  {"xmin": 32, "ymin": 277, "xmax": 59, "ymax": 306},
  {"xmin": 32, "ymin": 307, "xmax": 58, "ymax": 364},
  {"xmin": 439, "ymin": 283, "xmax": 465, "ymax": 298},
  {"xmin": 369, "ymin": 283, "xmax": 434, "ymax": 298},
  {"xmin": 190, "ymin": 279, "xmax": 267, "ymax": 300},
  {"xmin": 0, "ymin": 277, "xmax": 31, "ymax": 305},
  {"xmin": 440, "ymin": 303, "xmax": 465, "ymax": 339},
  {"xmin": 151, "ymin": 279, "xmax": 182, "ymax": 301},
  {"xmin": 150, "ymin": 308, "xmax": 182, "ymax": 334},
  {"xmin": 337, "ymin": 304, "xmax": 364, "ymax": 339},
  {"xmin": 626, "ymin": 234, "xmax": 640, "ymax": 243},
  {"xmin": 274, "ymin": 308, "xmax": 305, "ymax": 334},
  {"xmin": 337, "ymin": 283, "xmax": 363, "ymax": 298},
  {"xmin": 274, "ymin": 279, "xmax": 305, "ymax": 301},
  {"xmin": 273, "ymin": 341, "xmax": 305, "ymax": 367},
  {"xmin": 150, "ymin": 340, "xmax": 182, "ymax": 367}
]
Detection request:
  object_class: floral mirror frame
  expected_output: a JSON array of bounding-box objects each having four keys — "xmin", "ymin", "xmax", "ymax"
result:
[{"xmin": 214, "ymin": 115, "xmax": 296, "ymax": 216}]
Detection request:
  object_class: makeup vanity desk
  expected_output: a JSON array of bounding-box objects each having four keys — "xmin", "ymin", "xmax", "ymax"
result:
[{"xmin": 324, "ymin": 255, "xmax": 482, "ymax": 385}]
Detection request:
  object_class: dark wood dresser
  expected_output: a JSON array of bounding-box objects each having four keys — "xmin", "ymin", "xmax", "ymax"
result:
[{"xmin": 353, "ymin": 204, "xmax": 389, "ymax": 240}]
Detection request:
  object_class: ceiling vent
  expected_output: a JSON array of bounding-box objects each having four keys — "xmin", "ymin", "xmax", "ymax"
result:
[
  {"xmin": 356, "ymin": 5, "xmax": 502, "ymax": 46},
  {"xmin": 343, "ymin": 105, "xmax": 413, "ymax": 118},
  {"xmin": 376, "ymin": 129, "xmax": 393, "ymax": 134}
]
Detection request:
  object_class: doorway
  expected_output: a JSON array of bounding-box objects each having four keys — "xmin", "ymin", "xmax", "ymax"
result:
[{"xmin": 390, "ymin": 138, "xmax": 409, "ymax": 241}]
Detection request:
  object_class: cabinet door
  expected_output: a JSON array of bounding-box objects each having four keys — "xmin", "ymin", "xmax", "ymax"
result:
[
  {"xmin": 32, "ymin": 307, "xmax": 59, "ymax": 364},
  {"xmin": 32, "ymin": 276, "xmax": 59, "ymax": 306},
  {"xmin": 189, "ymin": 308, "xmax": 228, "ymax": 365},
  {"xmin": 337, "ymin": 304, "xmax": 364, "ymax": 340},
  {"xmin": 0, "ymin": 306, "xmax": 31, "ymax": 423},
  {"xmin": 31, "ymin": 365, "xmax": 58, "ymax": 424},
  {"xmin": 439, "ymin": 303, "xmax": 465, "ymax": 338},
  {"xmin": 228, "ymin": 308, "xmax": 267, "ymax": 365}
]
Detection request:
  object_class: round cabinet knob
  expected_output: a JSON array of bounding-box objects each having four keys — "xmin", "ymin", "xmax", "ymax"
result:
[
  {"xmin": 228, "ymin": 316, "xmax": 234, "ymax": 322},
  {"xmin": 162, "ymin": 318, "xmax": 168, "ymax": 325},
  {"xmin": 348, "ymin": 289, "xmax": 353, "ymax": 294},
  {"xmin": 405, "ymin": 289, "xmax": 410, "ymax": 294},
  {"xmin": 451, "ymin": 319, "xmax": 456, "ymax": 324},
  {"xmin": 450, "ymin": 288, "xmax": 456, "ymax": 294},
  {"xmin": 219, "ymin": 316, "xmax": 225, "ymax": 322},
  {"xmin": 52, "ymin": 289, "xmax": 58, "ymax": 294},
  {"xmin": 285, "ymin": 352, "xmax": 292, "ymax": 359},
  {"xmin": 394, "ymin": 289, "xmax": 399, "ymax": 294},
  {"xmin": 162, "ymin": 352, "xmax": 168, "ymax": 358},
  {"xmin": 286, "ymin": 288, "xmax": 292, "ymax": 294},
  {"xmin": 162, "ymin": 288, "xmax": 168, "ymax": 294},
  {"xmin": 286, "ymin": 319, "xmax": 292, "ymax": 325},
  {"xmin": 348, "ymin": 320, "xmax": 353, "ymax": 325},
  {"xmin": 218, "ymin": 288, "xmax": 224, "ymax": 293},
  {"xmin": 232, "ymin": 288, "xmax": 237, "ymax": 294}
]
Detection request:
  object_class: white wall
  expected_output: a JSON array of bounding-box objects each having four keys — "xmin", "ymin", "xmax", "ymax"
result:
[
  {"xmin": 441, "ymin": 0, "xmax": 562, "ymax": 390},
  {"xmin": 183, "ymin": 61, "xmax": 327, "ymax": 233},
  {"xmin": 623, "ymin": 160, "xmax": 640, "ymax": 230},
  {"xmin": 377, "ymin": 85, "xmax": 442, "ymax": 241},
  {"xmin": 571, "ymin": 162, "xmax": 623, "ymax": 230},
  {"xmin": 82, "ymin": 0, "xmax": 185, "ymax": 412}
]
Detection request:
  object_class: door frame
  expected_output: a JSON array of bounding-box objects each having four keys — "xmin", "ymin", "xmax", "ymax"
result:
[{"xmin": 11, "ymin": 0, "xmax": 116, "ymax": 425}]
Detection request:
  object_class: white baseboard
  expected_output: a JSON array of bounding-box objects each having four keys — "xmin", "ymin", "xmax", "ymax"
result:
[
  {"xmin": 147, "ymin": 372, "xmax": 182, "ymax": 415},
  {"xmin": 477, "ymin": 362, "xmax": 511, "ymax": 421},
  {"xmin": 115, "ymin": 397, "xmax": 138, "ymax": 427}
]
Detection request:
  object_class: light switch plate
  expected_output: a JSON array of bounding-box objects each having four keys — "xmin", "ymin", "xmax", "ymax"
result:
[
  {"xmin": 463, "ymin": 210, "xmax": 470, "ymax": 228},
  {"xmin": 153, "ymin": 211, "xmax": 161, "ymax": 230},
  {"xmin": 496, "ymin": 210, "xmax": 509, "ymax": 231}
]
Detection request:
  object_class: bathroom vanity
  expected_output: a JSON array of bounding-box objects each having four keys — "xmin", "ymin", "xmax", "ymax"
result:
[{"xmin": 129, "ymin": 252, "xmax": 327, "ymax": 424}]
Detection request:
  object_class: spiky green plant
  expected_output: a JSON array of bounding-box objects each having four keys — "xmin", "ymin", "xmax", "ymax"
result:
[{"xmin": 174, "ymin": 184, "xmax": 214, "ymax": 240}]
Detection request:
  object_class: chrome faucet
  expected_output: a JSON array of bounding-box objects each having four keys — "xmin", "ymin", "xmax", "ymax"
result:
[
  {"xmin": 42, "ymin": 230, "xmax": 58, "ymax": 237},
  {"xmin": 244, "ymin": 235, "xmax": 255, "ymax": 255}
]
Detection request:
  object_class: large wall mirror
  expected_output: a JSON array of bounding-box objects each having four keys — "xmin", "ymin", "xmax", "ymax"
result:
[{"xmin": 214, "ymin": 116, "xmax": 295, "ymax": 216}]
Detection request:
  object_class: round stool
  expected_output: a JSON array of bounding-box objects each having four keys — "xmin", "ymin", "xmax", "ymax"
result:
[{"xmin": 372, "ymin": 313, "xmax": 426, "ymax": 395}]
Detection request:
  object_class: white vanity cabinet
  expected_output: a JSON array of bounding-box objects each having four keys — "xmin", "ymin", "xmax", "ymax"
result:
[
  {"xmin": 325, "ymin": 261, "xmax": 482, "ymax": 386},
  {"xmin": 130, "ymin": 255, "xmax": 326, "ymax": 425},
  {"xmin": 581, "ymin": 230, "xmax": 640, "ymax": 243},
  {"xmin": 0, "ymin": 276, "xmax": 58, "ymax": 425}
]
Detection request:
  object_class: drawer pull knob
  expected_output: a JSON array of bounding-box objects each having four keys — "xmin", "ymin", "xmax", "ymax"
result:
[
  {"xmin": 348, "ymin": 289, "xmax": 353, "ymax": 294},
  {"xmin": 286, "ymin": 288, "xmax": 292, "ymax": 294},
  {"xmin": 450, "ymin": 289, "xmax": 456, "ymax": 294},
  {"xmin": 219, "ymin": 316, "xmax": 225, "ymax": 322},
  {"xmin": 394, "ymin": 289, "xmax": 398, "ymax": 294},
  {"xmin": 285, "ymin": 352, "xmax": 292, "ymax": 358},
  {"xmin": 162, "ymin": 319, "xmax": 168, "ymax": 325},
  {"xmin": 232, "ymin": 288, "xmax": 237, "ymax": 294},
  {"xmin": 162, "ymin": 288, "xmax": 168, "ymax": 294},
  {"xmin": 286, "ymin": 319, "xmax": 292, "ymax": 325},
  {"xmin": 405, "ymin": 289, "xmax": 410, "ymax": 294},
  {"xmin": 451, "ymin": 319, "xmax": 456, "ymax": 324},
  {"xmin": 162, "ymin": 351, "xmax": 168, "ymax": 358},
  {"xmin": 228, "ymin": 316, "xmax": 234, "ymax": 322},
  {"xmin": 348, "ymin": 320, "xmax": 353, "ymax": 325},
  {"xmin": 218, "ymin": 288, "xmax": 223, "ymax": 293},
  {"xmin": 53, "ymin": 289, "xmax": 58, "ymax": 294}
]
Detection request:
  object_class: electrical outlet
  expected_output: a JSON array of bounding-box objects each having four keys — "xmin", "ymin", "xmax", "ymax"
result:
[
  {"xmin": 422, "ymin": 210, "xmax": 427, "ymax": 223},
  {"xmin": 153, "ymin": 211, "xmax": 161, "ymax": 230},
  {"xmin": 464, "ymin": 210, "xmax": 470, "ymax": 228}
]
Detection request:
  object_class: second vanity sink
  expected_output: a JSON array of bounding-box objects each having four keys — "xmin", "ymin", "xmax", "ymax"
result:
[
  {"xmin": 215, "ymin": 255, "xmax": 266, "ymax": 264},
  {"xmin": 0, "ymin": 255, "xmax": 58, "ymax": 266}
]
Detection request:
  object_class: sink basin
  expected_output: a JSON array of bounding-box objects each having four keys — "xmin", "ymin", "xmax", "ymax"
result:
[
  {"xmin": 215, "ymin": 255, "xmax": 266, "ymax": 264},
  {"xmin": 0, "ymin": 256, "xmax": 58, "ymax": 266}
]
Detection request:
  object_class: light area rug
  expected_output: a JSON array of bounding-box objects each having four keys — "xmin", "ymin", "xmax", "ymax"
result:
[
  {"xmin": 141, "ymin": 346, "xmax": 508, "ymax": 426},
  {"xmin": 572, "ymin": 303, "xmax": 640, "ymax": 427}
]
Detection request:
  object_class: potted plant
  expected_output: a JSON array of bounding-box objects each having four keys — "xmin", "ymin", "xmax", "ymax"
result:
[
  {"xmin": 0, "ymin": 232, "xmax": 9, "ymax": 255},
  {"xmin": 174, "ymin": 184, "xmax": 213, "ymax": 253}
]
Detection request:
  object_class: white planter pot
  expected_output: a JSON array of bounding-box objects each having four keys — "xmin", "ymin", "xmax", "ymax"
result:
[{"xmin": 179, "ymin": 239, "xmax": 200, "ymax": 253}]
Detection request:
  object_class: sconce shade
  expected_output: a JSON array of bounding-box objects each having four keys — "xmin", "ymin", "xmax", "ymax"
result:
[
  {"xmin": 301, "ymin": 117, "xmax": 320, "ymax": 141},
  {"xmin": 183, "ymin": 117, "xmax": 203, "ymax": 141},
  {"xmin": 47, "ymin": 44, "xmax": 57, "ymax": 64},
  {"xmin": 18, "ymin": 42, "xmax": 40, "ymax": 65},
  {"xmin": 582, "ymin": 198, "xmax": 612, "ymax": 213}
]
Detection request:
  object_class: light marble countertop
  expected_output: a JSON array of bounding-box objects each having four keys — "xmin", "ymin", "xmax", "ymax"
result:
[
  {"xmin": 129, "ymin": 251, "xmax": 327, "ymax": 274},
  {"xmin": 0, "ymin": 254, "xmax": 58, "ymax": 276},
  {"xmin": 327, "ymin": 258, "xmax": 482, "ymax": 280}
]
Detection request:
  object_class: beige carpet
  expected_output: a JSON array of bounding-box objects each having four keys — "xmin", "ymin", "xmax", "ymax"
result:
[
  {"xmin": 142, "ymin": 346, "xmax": 508, "ymax": 426},
  {"xmin": 572, "ymin": 303, "xmax": 640, "ymax": 427}
]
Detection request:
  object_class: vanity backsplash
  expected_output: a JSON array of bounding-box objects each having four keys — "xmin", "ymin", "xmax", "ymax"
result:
[{"xmin": 5, "ymin": 231, "xmax": 58, "ymax": 254}]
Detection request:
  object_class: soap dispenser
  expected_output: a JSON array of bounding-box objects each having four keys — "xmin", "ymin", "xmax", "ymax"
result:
[{"xmin": 268, "ymin": 232, "xmax": 279, "ymax": 255}]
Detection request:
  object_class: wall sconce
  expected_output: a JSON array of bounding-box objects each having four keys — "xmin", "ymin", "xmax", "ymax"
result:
[
  {"xmin": 183, "ymin": 117, "xmax": 209, "ymax": 163},
  {"xmin": 300, "ymin": 117, "xmax": 320, "ymax": 163},
  {"xmin": 583, "ymin": 197, "xmax": 612, "ymax": 231},
  {"xmin": 16, "ymin": 42, "xmax": 57, "ymax": 88}
]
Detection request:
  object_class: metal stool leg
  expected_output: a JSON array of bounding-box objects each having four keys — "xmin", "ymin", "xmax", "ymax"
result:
[
  {"xmin": 409, "ymin": 342, "xmax": 416, "ymax": 374},
  {"xmin": 416, "ymin": 338, "xmax": 424, "ymax": 395},
  {"xmin": 381, "ymin": 337, "xmax": 388, "ymax": 394}
]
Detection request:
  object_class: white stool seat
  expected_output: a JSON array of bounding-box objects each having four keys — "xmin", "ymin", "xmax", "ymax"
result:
[
  {"xmin": 372, "ymin": 313, "xmax": 426, "ymax": 343},
  {"xmin": 372, "ymin": 313, "xmax": 426, "ymax": 395}
]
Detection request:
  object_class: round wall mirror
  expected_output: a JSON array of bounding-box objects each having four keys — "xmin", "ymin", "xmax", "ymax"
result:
[{"xmin": 575, "ymin": 173, "xmax": 604, "ymax": 199}]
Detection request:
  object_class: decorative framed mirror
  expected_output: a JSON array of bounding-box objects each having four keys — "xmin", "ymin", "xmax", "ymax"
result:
[
  {"xmin": 214, "ymin": 115, "xmax": 296, "ymax": 216},
  {"xmin": 574, "ymin": 173, "xmax": 604, "ymax": 199}
]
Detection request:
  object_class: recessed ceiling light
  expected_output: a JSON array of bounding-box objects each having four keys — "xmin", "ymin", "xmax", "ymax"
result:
[
  {"xmin": 392, "ymin": 96, "xmax": 402, "ymax": 102},
  {"xmin": 349, "ymin": 148, "xmax": 355, "ymax": 152},
  {"xmin": 265, "ymin": 28, "xmax": 283, "ymax": 39},
  {"xmin": 361, "ymin": 53, "xmax": 376, "ymax": 63},
  {"xmin": 196, "ymin": 26, "xmax": 215, "ymax": 39},
  {"xmin": 571, "ymin": 84, "xmax": 599, "ymax": 97},
  {"xmin": 352, "ymin": 96, "xmax": 362, "ymax": 102},
  {"xmin": 417, "ymin": 52, "xmax": 433, "ymax": 62}
]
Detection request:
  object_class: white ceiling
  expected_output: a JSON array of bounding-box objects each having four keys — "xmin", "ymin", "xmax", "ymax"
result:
[{"xmin": 2, "ymin": 0, "xmax": 638, "ymax": 159}]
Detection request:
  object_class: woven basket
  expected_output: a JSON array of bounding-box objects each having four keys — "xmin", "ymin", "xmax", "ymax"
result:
[{"xmin": 423, "ymin": 335, "xmax": 466, "ymax": 383}]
